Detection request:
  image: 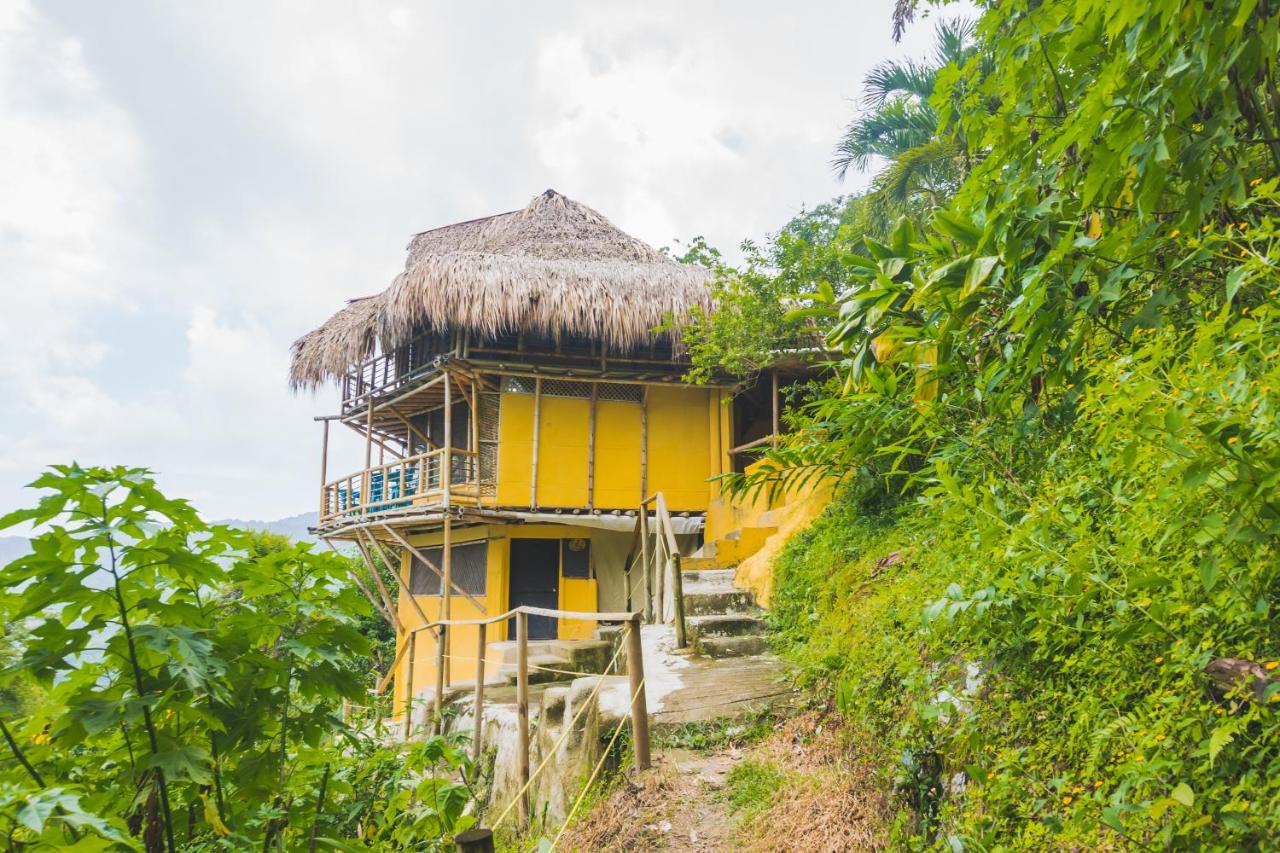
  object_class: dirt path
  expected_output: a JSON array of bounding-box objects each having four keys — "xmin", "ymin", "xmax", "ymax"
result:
[
  {"xmin": 555, "ymin": 746, "xmax": 745, "ymax": 851},
  {"xmin": 556, "ymin": 712, "xmax": 893, "ymax": 852}
]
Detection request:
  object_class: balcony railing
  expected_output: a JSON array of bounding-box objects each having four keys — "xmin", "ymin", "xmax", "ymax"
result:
[
  {"xmin": 341, "ymin": 331, "xmax": 452, "ymax": 413},
  {"xmin": 320, "ymin": 448, "xmax": 478, "ymax": 524}
]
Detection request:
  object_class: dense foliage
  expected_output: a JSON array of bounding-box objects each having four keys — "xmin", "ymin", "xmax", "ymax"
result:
[
  {"xmin": 0, "ymin": 466, "xmax": 482, "ymax": 851},
  {"xmin": 674, "ymin": 0, "xmax": 1280, "ymax": 847}
]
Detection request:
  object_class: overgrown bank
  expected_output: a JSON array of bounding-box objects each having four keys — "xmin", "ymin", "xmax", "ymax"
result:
[{"xmin": 765, "ymin": 308, "xmax": 1280, "ymax": 849}]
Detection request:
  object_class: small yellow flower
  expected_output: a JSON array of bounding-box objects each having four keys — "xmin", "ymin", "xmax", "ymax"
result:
[
  {"xmin": 1063, "ymin": 795, "xmax": 1074, "ymax": 805},
  {"xmin": 1202, "ymin": 224, "xmax": 1212, "ymax": 233},
  {"xmin": 1251, "ymin": 178, "xmax": 1263, "ymax": 187},
  {"xmin": 1155, "ymin": 734, "xmax": 1166, "ymax": 742},
  {"xmin": 1135, "ymin": 754, "xmax": 1145, "ymax": 762},
  {"xmin": 1094, "ymin": 780, "xmax": 1104, "ymax": 788},
  {"xmin": 1170, "ymin": 228, "xmax": 1180, "ymax": 238},
  {"xmin": 1265, "ymin": 661, "xmax": 1278, "ymax": 671},
  {"xmin": 1155, "ymin": 656, "xmax": 1164, "ymax": 663},
  {"xmin": 1228, "ymin": 436, "xmax": 1238, "ymax": 444}
]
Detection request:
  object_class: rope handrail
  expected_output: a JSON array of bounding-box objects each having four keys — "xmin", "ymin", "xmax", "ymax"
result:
[{"xmin": 403, "ymin": 605, "xmax": 640, "ymax": 634}]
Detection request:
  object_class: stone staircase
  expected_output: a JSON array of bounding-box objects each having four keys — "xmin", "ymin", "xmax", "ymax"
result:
[
  {"xmin": 681, "ymin": 568, "xmax": 769, "ymax": 658},
  {"xmin": 487, "ymin": 638, "xmax": 613, "ymax": 685}
]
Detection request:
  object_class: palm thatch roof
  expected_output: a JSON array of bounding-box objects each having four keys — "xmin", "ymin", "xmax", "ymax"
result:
[{"xmin": 290, "ymin": 190, "xmax": 712, "ymax": 390}]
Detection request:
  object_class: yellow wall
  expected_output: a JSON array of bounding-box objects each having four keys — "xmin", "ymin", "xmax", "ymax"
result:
[
  {"xmin": 393, "ymin": 522, "xmax": 605, "ymax": 707},
  {"xmin": 494, "ymin": 383, "xmax": 717, "ymax": 511}
]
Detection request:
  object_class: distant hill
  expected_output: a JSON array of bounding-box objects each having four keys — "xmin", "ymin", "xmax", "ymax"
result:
[
  {"xmin": 0, "ymin": 513, "xmax": 328, "ymax": 566},
  {"xmin": 216, "ymin": 511, "xmax": 320, "ymax": 543}
]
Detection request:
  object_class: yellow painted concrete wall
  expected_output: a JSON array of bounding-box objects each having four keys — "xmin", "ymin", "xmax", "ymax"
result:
[
  {"xmin": 394, "ymin": 528, "xmax": 508, "ymax": 711},
  {"xmin": 494, "ymin": 384, "xmax": 717, "ymax": 511}
]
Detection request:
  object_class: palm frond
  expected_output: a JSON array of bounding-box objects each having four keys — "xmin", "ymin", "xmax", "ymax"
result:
[{"xmin": 861, "ymin": 59, "xmax": 938, "ymax": 107}]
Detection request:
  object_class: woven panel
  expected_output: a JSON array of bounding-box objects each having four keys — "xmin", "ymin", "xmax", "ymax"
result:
[
  {"xmin": 477, "ymin": 391, "xmax": 500, "ymax": 495},
  {"xmin": 541, "ymin": 379, "xmax": 591, "ymax": 399},
  {"xmin": 409, "ymin": 540, "xmax": 488, "ymax": 596},
  {"xmin": 597, "ymin": 383, "xmax": 643, "ymax": 403},
  {"xmin": 501, "ymin": 376, "xmax": 536, "ymax": 394}
]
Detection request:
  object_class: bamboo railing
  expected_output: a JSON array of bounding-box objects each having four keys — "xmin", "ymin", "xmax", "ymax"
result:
[
  {"xmin": 623, "ymin": 492, "xmax": 688, "ymax": 649},
  {"xmin": 319, "ymin": 448, "xmax": 479, "ymax": 523}
]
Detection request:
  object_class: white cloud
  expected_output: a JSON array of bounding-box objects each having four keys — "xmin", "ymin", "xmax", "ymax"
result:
[{"xmin": 1, "ymin": 0, "xmax": 965, "ymax": 524}]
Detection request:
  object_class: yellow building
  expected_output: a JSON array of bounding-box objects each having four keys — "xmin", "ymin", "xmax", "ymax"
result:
[{"xmin": 290, "ymin": 190, "xmax": 797, "ymax": 710}]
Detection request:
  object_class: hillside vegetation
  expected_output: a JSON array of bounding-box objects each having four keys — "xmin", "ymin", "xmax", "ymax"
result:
[{"xmin": 675, "ymin": 0, "xmax": 1280, "ymax": 847}]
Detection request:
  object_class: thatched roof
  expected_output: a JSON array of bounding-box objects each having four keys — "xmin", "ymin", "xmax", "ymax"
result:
[{"xmin": 290, "ymin": 190, "xmax": 712, "ymax": 390}]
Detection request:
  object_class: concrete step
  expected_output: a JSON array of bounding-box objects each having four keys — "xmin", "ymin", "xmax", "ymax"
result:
[
  {"xmin": 695, "ymin": 635, "xmax": 769, "ymax": 658},
  {"xmin": 683, "ymin": 588, "xmax": 757, "ymax": 616},
  {"xmin": 681, "ymin": 568, "xmax": 737, "ymax": 585},
  {"xmin": 686, "ymin": 613, "xmax": 767, "ymax": 642},
  {"xmin": 500, "ymin": 654, "xmax": 576, "ymax": 685}
]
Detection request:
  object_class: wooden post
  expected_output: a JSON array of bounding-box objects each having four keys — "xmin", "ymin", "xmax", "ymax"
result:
[
  {"xmin": 587, "ymin": 382, "xmax": 598, "ymax": 510},
  {"xmin": 626, "ymin": 615, "xmax": 651, "ymax": 771},
  {"xmin": 442, "ymin": 374, "xmax": 454, "ymax": 690},
  {"xmin": 672, "ymin": 549, "xmax": 687, "ymax": 649},
  {"xmin": 403, "ymin": 629, "xmax": 417, "ymax": 741},
  {"xmin": 319, "ymin": 419, "xmax": 330, "ymax": 518},
  {"xmin": 363, "ymin": 400, "xmax": 374, "ymax": 515},
  {"xmin": 639, "ymin": 386, "xmax": 649, "ymax": 503},
  {"xmin": 455, "ymin": 828, "xmax": 495, "ymax": 853},
  {"xmin": 433, "ymin": 625, "xmax": 446, "ymax": 736},
  {"xmin": 639, "ymin": 510, "xmax": 652, "ymax": 623},
  {"xmin": 529, "ymin": 378, "xmax": 542, "ymax": 509},
  {"xmin": 516, "ymin": 611, "xmax": 530, "ymax": 829},
  {"xmin": 442, "ymin": 518, "xmax": 453, "ymax": 685},
  {"xmin": 470, "ymin": 379, "xmax": 481, "ymax": 505},
  {"xmin": 472, "ymin": 622, "xmax": 486, "ymax": 761}
]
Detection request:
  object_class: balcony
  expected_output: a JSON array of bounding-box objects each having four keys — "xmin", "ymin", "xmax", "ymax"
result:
[
  {"xmin": 340, "ymin": 331, "xmax": 453, "ymax": 416},
  {"xmin": 320, "ymin": 448, "xmax": 479, "ymax": 526}
]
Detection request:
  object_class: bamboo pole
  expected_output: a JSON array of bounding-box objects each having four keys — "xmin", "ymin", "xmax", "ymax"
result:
[
  {"xmin": 587, "ymin": 382, "xmax": 598, "ymax": 510},
  {"xmin": 361, "ymin": 530, "xmax": 432, "ymax": 628},
  {"xmin": 319, "ymin": 420, "xmax": 330, "ymax": 518},
  {"xmin": 443, "ymin": 376, "xmax": 453, "ymax": 687},
  {"xmin": 472, "ymin": 622, "xmax": 486, "ymax": 761},
  {"xmin": 639, "ymin": 386, "xmax": 649, "ymax": 503},
  {"xmin": 362, "ymin": 400, "xmax": 374, "ymax": 516},
  {"xmin": 639, "ymin": 511, "xmax": 652, "ymax": 623},
  {"xmin": 468, "ymin": 378, "xmax": 480, "ymax": 500},
  {"xmin": 516, "ymin": 611, "xmax": 530, "ymax": 829},
  {"xmin": 353, "ymin": 537, "xmax": 405, "ymax": 633},
  {"xmin": 403, "ymin": 629, "xmax": 417, "ymax": 741},
  {"xmin": 432, "ymin": 625, "xmax": 446, "ymax": 736},
  {"xmin": 529, "ymin": 378, "xmax": 542, "ymax": 509},
  {"xmin": 626, "ymin": 615, "xmax": 651, "ymax": 770}
]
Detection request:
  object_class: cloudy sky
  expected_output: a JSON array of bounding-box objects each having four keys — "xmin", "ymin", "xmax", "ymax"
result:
[{"xmin": 0, "ymin": 0, "xmax": 952, "ymax": 524}]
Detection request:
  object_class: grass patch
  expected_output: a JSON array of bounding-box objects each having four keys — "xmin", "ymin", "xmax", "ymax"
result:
[{"xmin": 725, "ymin": 757, "xmax": 786, "ymax": 820}]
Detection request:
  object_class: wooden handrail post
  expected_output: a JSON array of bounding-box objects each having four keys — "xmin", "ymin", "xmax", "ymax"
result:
[
  {"xmin": 472, "ymin": 622, "xmax": 486, "ymax": 761},
  {"xmin": 455, "ymin": 828, "xmax": 495, "ymax": 853},
  {"xmin": 433, "ymin": 625, "xmax": 446, "ymax": 736},
  {"xmin": 626, "ymin": 615, "xmax": 651, "ymax": 770},
  {"xmin": 638, "ymin": 511, "xmax": 652, "ymax": 623},
  {"xmin": 671, "ymin": 551, "xmax": 687, "ymax": 649},
  {"xmin": 319, "ymin": 419, "xmax": 330, "ymax": 518},
  {"xmin": 516, "ymin": 611, "xmax": 530, "ymax": 829},
  {"xmin": 403, "ymin": 629, "xmax": 417, "ymax": 741}
]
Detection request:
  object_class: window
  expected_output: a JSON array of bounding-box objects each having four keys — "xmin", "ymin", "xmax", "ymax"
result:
[
  {"xmin": 596, "ymin": 383, "xmax": 643, "ymax": 403},
  {"xmin": 409, "ymin": 540, "xmax": 488, "ymax": 595},
  {"xmin": 561, "ymin": 537, "xmax": 591, "ymax": 579}
]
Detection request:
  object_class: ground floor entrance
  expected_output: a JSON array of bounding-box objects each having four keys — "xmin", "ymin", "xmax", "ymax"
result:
[{"xmin": 508, "ymin": 538, "xmax": 559, "ymax": 640}]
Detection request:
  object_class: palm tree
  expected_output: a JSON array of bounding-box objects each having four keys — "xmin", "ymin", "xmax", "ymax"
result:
[{"xmin": 833, "ymin": 19, "xmax": 977, "ymax": 222}]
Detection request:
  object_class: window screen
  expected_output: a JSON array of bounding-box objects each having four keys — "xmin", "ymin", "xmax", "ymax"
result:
[
  {"xmin": 561, "ymin": 537, "xmax": 591, "ymax": 579},
  {"xmin": 409, "ymin": 540, "xmax": 488, "ymax": 595}
]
